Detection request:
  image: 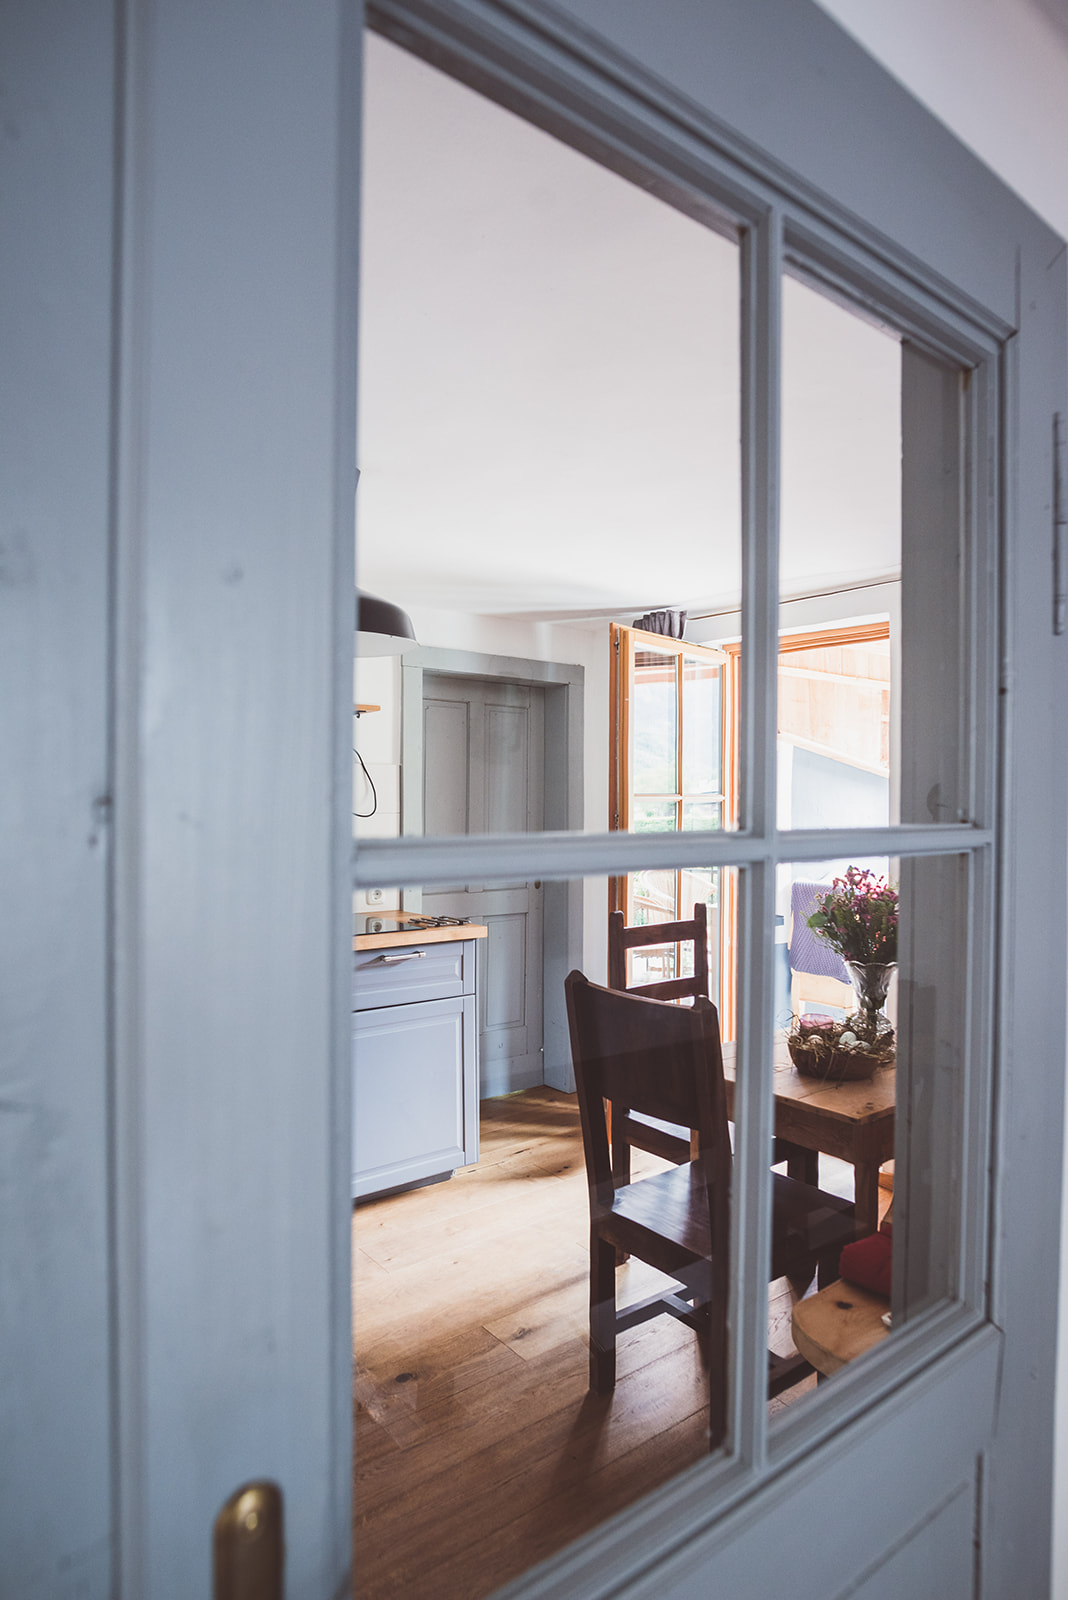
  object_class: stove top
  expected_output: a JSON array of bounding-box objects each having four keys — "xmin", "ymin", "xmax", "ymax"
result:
[{"xmin": 354, "ymin": 913, "xmax": 473, "ymax": 937}]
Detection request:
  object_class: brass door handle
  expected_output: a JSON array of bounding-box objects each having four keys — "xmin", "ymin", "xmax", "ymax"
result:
[{"xmin": 214, "ymin": 1482, "xmax": 283, "ymax": 1600}]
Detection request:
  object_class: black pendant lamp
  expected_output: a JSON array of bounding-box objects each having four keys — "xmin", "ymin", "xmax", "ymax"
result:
[{"xmin": 355, "ymin": 590, "xmax": 418, "ymax": 656}]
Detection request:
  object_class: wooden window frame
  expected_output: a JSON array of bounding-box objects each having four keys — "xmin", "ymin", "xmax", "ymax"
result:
[{"xmin": 610, "ymin": 622, "xmax": 734, "ymax": 1029}]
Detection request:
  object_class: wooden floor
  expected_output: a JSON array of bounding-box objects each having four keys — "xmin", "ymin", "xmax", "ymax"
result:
[{"xmin": 353, "ymin": 1088, "xmax": 815, "ymax": 1600}]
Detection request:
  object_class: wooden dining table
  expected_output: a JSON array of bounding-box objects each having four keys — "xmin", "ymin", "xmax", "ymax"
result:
[{"xmin": 720, "ymin": 1034, "xmax": 895, "ymax": 1238}]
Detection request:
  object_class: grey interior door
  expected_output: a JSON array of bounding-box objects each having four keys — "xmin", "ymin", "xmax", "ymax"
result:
[
  {"xmin": 9, "ymin": 3, "xmax": 1064, "ymax": 1596},
  {"xmin": 421, "ymin": 673, "xmax": 546, "ymax": 1095}
]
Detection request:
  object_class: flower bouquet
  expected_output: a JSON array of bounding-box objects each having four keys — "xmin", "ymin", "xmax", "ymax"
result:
[{"xmin": 787, "ymin": 867, "xmax": 898, "ymax": 1082}]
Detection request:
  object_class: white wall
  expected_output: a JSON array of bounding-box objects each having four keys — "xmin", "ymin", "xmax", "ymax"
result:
[{"xmin": 812, "ymin": 4, "xmax": 1068, "ymax": 1590}]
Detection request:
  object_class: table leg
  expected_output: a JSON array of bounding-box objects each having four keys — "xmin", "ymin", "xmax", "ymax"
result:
[
  {"xmin": 785, "ymin": 1144, "xmax": 819, "ymax": 1186},
  {"xmin": 853, "ymin": 1158, "xmax": 881, "ymax": 1238}
]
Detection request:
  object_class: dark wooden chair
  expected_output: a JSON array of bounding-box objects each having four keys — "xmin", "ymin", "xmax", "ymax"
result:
[
  {"xmin": 607, "ymin": 908, "xmax": 818, "ymax": 1189},
  {"xmin": 565, "ymin": 970, "xmax": 855, "ymax": 1448},
  {"xmin": 608, "ymin": 904, "xmax": 710, "ymax": 1005}
]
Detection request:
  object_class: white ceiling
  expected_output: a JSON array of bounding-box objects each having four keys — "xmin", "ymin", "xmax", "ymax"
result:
[
  {"xmin": 817, "ymin": 0, "xmax": 1068, "ymax": 243},
  {"xmin": 356, "ymin": 32, "xmax": 902, "ymax": 621}
]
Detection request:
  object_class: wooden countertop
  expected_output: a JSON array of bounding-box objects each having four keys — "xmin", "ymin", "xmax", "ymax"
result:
[{"xmin": 353, "ymin": 912, "xmax": 488, "ymax": 952}]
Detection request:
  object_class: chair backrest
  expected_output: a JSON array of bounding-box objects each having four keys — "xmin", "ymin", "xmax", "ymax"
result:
[
  {"xmin": 607, "ymin": 903, "xmax": 709, "ymax": 1002},
  {"xmin": 564, "ymin": 970, "xmax": 731, "ymax": 1210}
]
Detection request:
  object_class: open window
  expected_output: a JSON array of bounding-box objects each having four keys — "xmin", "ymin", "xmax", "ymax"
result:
[
  {"xmin": 610, "ymin": 618, "xmax": 893, "ymax": 1041},
  {"xmin": 609, "ymin": 624, "xmax": 734, "ymax": 1019}
]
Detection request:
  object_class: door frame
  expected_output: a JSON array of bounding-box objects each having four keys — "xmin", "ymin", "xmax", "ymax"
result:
[{"xmin": 400, "ymin": 646, "xmax": 585, "ymax": 1089}]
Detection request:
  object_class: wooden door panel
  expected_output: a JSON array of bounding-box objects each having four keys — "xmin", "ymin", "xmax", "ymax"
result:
[
  {"xmin": 837, "ymin": 1482, "xmax": 974, "ymax": 1600},
  {"xmin": 423, "ymin": 696, "xmax": 471, "ymax": 837},
  {"xmin": 484, "ymin": 701, "xmax": 532, "ymax": 832},
  {"xmin": 482, "ymin": 912, "xmax": 528, "ymax": 1032}
]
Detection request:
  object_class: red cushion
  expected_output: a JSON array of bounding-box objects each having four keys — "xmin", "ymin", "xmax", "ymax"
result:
[{"xmin": 839, "ymin": 1231, "xmax": 892, "ymax": 1297}]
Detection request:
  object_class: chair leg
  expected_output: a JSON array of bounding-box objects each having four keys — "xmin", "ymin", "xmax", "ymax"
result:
[
  {"xmin": 610, "ymin": 1123, "xmax": 631, "ymax": 1265},
  {"xmin": 589, "ymin": 1233, "xmax": 617, "ymax": 1393},
  {"xmin": 816, "ymin": 1245, "xmax": 843, "ymax": 1290},
  {"xmin": 704, "ymin": 1303, "xmax": 727, "ymax": 1451},
  {"xmin": 788, "ymin": 1146, "xmax": 819, "ymax": 1186},
  {"xmin": 787, "ymin": 1251, "xmax": 817, "ymax": 1298},
  {"xmin": 611, "ymin": 1125, "xmax": 632, "ymax": 1188},
  {"xmin": 693, "ymin": 1298, "xmax": 711, "ymax": 1371}
]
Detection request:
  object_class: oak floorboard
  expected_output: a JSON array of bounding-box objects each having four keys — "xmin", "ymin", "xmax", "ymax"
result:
[
  {"xmin": 352, "ymin": 1404, "xmax": 401, "ymax": 1468},
  {"xmin": 353, "ymin": 1087, "xmax": 811, "ymax": 1600},
  {"xmin": 355, "ymin": 1337, "xmax": 710, "ymax": 1594},
  {"xmin": 357, "ymin": 1165, "xmax": 586, "ymax": 1274},
  {"xmin": 355, "ymin": 1312, "xmax": 699, "ymax": 1516},
  {"xmin": 355, "ymin": 1232, "xmax": 590, "ymax": 1367},
  {"xmin": 426, "ymin": 1409, "xmax": 712, "ymax": 1600}
]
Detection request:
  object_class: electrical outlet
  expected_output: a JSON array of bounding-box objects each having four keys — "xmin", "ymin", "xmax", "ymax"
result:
[{"xmin": 366, "ymin": 887, "xmax": 384, "ymax": 905}]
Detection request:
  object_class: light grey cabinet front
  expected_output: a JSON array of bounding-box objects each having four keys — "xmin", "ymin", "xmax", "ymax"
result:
[{"xmin": 352, "ymin": 939, "xmax": 479, "ymax": 1201}]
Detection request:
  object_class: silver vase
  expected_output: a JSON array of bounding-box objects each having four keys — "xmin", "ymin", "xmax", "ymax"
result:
[{"xmin": 845, "ymin": 960, "xmax": 896, "ymax": 1037}]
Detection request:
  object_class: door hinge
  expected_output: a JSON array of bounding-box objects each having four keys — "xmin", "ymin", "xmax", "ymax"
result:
[
  {"xmin": 214, "ymin": 1481, "xmax": 284, "ymax": 1600},
  {"xmin": 1055, "ymin": 412, "xmax": 1066, "ymax": 636}
]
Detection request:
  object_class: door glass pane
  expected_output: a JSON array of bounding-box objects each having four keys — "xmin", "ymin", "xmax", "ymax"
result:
[
  {"xmin": 777, "ymin": 274, "xmax": 900, "ymax": 831},
  {"xmin": 760, "ymin": 855, "xmax": 974, "ymax": 1423},
  {"xmin": 632, "ymin": 799, "xmax": 678, "ymax": 832},
  {"xmin": 777, "ymin": 272, "xmax": 971, "ymax": 833},
  {"xmin": 354, "ymin": 31, "xmax": 742, "ymax": 862},
  {"xmin": 629, "ymin": 866, "xmax": 678, "ymax": 923},
  {"xmin": 633, "ymin": 646, "xmax": 680, "ymax": 795},
  {"xmin": 354, "ymin": 868, "xmax": 737, "ymax": 1597},
  {"xmin": 682, "ymin": 800, "xmax": 722, "ymax": 830},
  {"xmin": 682, "ymin": 656, "xmax": 723, "ymax": 795}
]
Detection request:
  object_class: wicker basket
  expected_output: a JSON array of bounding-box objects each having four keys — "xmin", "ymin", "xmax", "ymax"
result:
[{"xmin": 786, "ymin": 1036, "xmax": 890, "ymax": 1083}]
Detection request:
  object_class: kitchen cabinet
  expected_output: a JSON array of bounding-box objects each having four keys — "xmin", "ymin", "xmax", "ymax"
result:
[{"xmin": 352, "ymin": 924, "xmax": 485, "ymax": 1201}]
